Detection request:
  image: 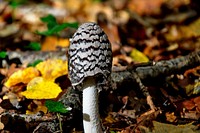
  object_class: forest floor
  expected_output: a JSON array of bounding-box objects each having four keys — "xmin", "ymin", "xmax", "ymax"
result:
[{"xmin": 0, "ymin": 0, "xmax": 200, "ymax": 132}]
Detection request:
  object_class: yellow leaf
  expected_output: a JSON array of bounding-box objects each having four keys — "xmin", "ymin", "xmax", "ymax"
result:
[
  {"xmin": 4, "ymin": 67, "xmax": 40, "ymax": 88},
  {"xmin": 153, "ymin": 121, "xmax": 197, "ymax": 133},
  {"xmin": 165, "ymin": 18, "xmax": 200, "ymax": 41},
  {"xmin": 104, "ymin": 113, "xmax": 117, "ymax": 123},
  {"xmin": 21, "ymin": 77, "xmax": 62, "ymax": 99},
  {"xmin": 36, "ymin": 59, "xmax": 68, "ymax": 81},
  {"xmin": 41, "ymin": 36, "xmax": 70, "ymax": 51},
  {"xmin": 130, "ymin": 48, "xmax": 149, "ymax": 63}
]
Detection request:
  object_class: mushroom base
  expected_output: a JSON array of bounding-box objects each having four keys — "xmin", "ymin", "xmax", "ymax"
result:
[{"xmin": 82, "ymin": 77, "xmax": 103, "ymax": 133}]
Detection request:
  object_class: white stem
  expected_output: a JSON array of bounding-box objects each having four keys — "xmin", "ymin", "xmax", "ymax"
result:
[{"xmin": 82, "ymin": 78, "xmax": 103, "ymax": 133}]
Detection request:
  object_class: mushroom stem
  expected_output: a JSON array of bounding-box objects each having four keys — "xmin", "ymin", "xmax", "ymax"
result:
[{"xmin": 82, "ymin": 77, "xmax": 103, "ymax": 133}]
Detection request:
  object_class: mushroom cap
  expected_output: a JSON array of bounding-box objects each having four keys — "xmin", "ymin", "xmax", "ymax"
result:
[{"xmin": 68, "ymin": 22, "xmax": 112, "ymax": 87}]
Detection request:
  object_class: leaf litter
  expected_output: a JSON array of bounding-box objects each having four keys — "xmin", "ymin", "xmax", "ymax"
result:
[{"xmin": 0, "ymin": 0, "xmax": 200, "ymax": 132}]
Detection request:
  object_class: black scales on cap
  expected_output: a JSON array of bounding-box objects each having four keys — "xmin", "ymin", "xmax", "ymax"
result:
[{"xmin": 68, "ymin": 22, "xmax": 112, "ymax": 87}]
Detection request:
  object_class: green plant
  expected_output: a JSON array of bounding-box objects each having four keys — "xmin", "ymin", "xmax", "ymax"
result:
[
  {"xmin": 45, "ymin": 100, "xmax": 70, "ymax": 133},
  {"xmin": 36, "ymin": 14, "xmax": 78, "ymax": 36},
  {"xmin": 7, "ymin": 0, "xmax": 27, "ymax": 8},
  {"xmin": 45, "ymin": 100, "xmax": 69, "ymax": 114},
  {"xmin": 0, "ymin": 51, "xmax": 7, "ymax": 58},
  {"xmin": 24, "ymin": 42, "xmax": 41, "ymax": 51},
  {"xmin": 27, "ymin": 59, "xmax": 43, "ymax": 67}
]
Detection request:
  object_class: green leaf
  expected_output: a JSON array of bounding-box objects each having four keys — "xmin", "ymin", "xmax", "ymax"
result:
[
  {"xmin": 36, "ymin": 24, "xmax": 65, "ymax": 36},
  {"xmin": 25, "ymin": 42, "xmax": 41, "ymax": 51},
  {"xmin": 40, "ymin": 14, "xmax": 57, "ymax": 29},
  {"xmin": 36, "ymin": 22, "xmax": 79, "ymax": 36},
  {"xmin": 40, "ymin": 14, "xmax": 57, "ymax": 23},
  {"xmin": 48, "ymin": 23, "xmax": 77, "ymax": 34},
  {"xmin": 9, "ymin": 1, "xmax": 21, "ymax": 8},
  {"xmin": 28, "ymin": 59, "xmax": 43, "ymax": 67},
  {"xmin": 37, "ymin": 14, "xmax": 78, "ymax": 36},
  {"xmin": 0, "ymin": 51, "xmax": 7, "ymax": 58},
  {"xmin": 8, "ymin": 0, "xmax": 27, "ymax": 8},
  {"xmin": 62, "ymin": 22, "xmax": 79, "ymax": 29},
  {"xmin": 93, "ymin": 0, "xmax": 102, "ymax": 2},
  {"xmin": 45, "ymin": 100, "xmax": 69, "ymax": 113},
  {"xmin": 35, "ymin": 30, "xmax": 52, "ymax": 36}
]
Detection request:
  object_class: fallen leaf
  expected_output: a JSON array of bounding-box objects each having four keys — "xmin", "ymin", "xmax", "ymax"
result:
[
  {"xmin": 0, "ymin": 122, "xmax": 4, "ymax": 130},
  {"xmin": 113, "ymin": 55, "xmax": 133, "ymax": 66},
  {"xmin": 26, "ymin": 104, "xmax": 47, "ymax": 114},
  {"xmin": 165, "ymin": 112, "xmax": 177, "ymax": 123},
  {"xmin": 21, "ymin": 77, "xmax": 62, "ymax": 99},
  {"xmin": 26, "ymin": 100, "xmax": 48, "ymax": 114},
  {"xmin": 153, "ymin": 121, "xmax": 198, "ymax": 133},
  {"xmin": 193, "ymin": 82, "xmax": 200, "ymax": 95},
  {"xmin": 165, "ymin": 18, "xmax": 200, "ymax": 42},
  {"xmin": 193, "ymin": 96, "xmax": 200, "ymax": 104},
  {"xmin": 181, "ymin": 111, "xmax": 200, "ymax": 120},
  {"xmin": 104, "ymin": 113, "xmax": 117, "ymax": 124},
  {"xmin": 184, "ymin": 66, "xmax": 200, "ymax": 77},
  {"xmin": 41, "ymin": 36, "xmax": 70, "ymax": 51},
  {"xmin": 3, "ymin": 92, "xmax": 21, "ymax": 109},
  {"xmin": 130, "ymin": 48, "xmax": 149, "ymax": 63},
  {"xmin": 193, "ymin": 96, "xmax": 200, "ymax": 113},
  {"xmin": 182, "ymin": 100, "xmax": 195, "ymax": 111},
  {"xmin": 4, "ymin": 67, "xmax": 40, "ymax": 88},
  {"xmin": 36, "ymin": 59, "xmax": 68, "ymax": 81},
  {"xmin": 184, "ymin": 81, "xmax": 200, "ymax": 96},
  {"xmin": 128, "ymin": 0, "xmax": 163, "ymax": 15}
]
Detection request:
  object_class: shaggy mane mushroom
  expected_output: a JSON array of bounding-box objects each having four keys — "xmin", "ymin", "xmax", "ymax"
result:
[{"xmin": 68, "ymin": 22, "xmax": 112, "ymax": 133}]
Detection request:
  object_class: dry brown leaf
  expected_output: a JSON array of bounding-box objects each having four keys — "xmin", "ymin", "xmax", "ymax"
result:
[
  {"xmin": 128, "ymin": 0, "xmax": 163, "ymax": 15},
  {"xmin": 26, "ymin": 100, "xmax": 47, "ymax": 114},
  {"xmin": 182, "ymin": 100, "xmax": 195, "ymax": 111},
  {"xmin": 165, "ymin": 112, "xmax": 177, "ymax": 123}
]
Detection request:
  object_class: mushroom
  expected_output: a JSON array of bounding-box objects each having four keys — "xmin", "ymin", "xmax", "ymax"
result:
[{"xmin": 68, "ymin": 22, "xmax": 112, "ymax": 133}]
